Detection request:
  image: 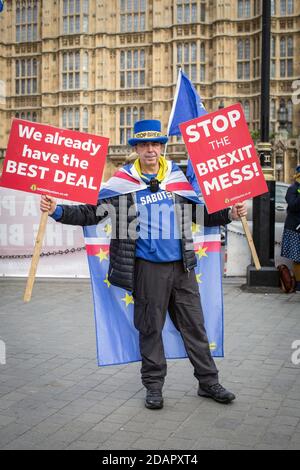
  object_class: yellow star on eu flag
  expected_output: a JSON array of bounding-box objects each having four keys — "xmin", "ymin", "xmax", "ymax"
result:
[
  {"xmin": 121, "ymin": 292, "xmax": 134, "ymax": 307},
  {"xmin": 196, "ymin": 273, "xmax": 203, "ymax": 284},
  {"xmin": 104, "ymin": 223, "xmax": 112, "ymax": 236},
  {"xmin": 196, "ymin": 246, "xmax": 208, "ymax": 259},
  {"xmin": 95, "ymin": 248, "xmax": 109, "ymax": 262},
  {"xmin": 209, "ymin": 342, "xmax": 217, "ymax": 351},
  {"xmin": 103, "ymin": 274, "xmax": 111, "ymax": 288},
  {"xmin": 192, "ymin": 222, "xmax": 201, "ymax": 234}
]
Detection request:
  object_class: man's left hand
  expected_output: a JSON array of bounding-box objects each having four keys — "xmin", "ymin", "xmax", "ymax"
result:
[{"xmin": 231, "ymin": 201, "xmax": 248, "ymax": 220}]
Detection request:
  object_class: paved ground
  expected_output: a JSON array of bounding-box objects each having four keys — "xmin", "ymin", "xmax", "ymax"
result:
[{"xmin": 0, "ymin": 278, "xmax": 300, "ymax": 450}]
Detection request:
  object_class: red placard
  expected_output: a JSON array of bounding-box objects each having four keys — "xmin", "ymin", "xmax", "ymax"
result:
[
  {"xmin": 0, "ymin": 119, "xmax": 109, "ymax": 205},
  {"xmin": 180, "ymin": 103, "xmax": 268, "ymax": 213}
]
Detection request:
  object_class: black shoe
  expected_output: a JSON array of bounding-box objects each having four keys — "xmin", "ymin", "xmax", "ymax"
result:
[
  {"xmin": 145, "ymin": 389, "xmax": 164, "ymax": 409},
  {"xmin": 198, "ymin": 383, "xmax": 236, "ymax": 404}
]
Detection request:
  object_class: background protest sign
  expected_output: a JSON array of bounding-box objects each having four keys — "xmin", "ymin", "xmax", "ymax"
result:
[
  {"xmin": 0, "ymin": 187, "xmax": 89, "ymax": 278},
  {"xmin": 180, "ymin": 103, "xmax": 268, "ymax": 214},
  {"xmin": 0, "ymin": 119, "xmax": 109, "ymax": 302},
  {"xmin": 0, "ymin": 119, "xmax": 109, "ymax": 205}
]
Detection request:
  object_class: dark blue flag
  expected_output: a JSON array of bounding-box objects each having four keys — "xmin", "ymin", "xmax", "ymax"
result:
[
  {"xmin": 167, "ymin": 69, "xmax": 207, "ymax": 136},
  {"xmin": 167, "ymin": 69, "xmax": 208, "ymax": 195}
]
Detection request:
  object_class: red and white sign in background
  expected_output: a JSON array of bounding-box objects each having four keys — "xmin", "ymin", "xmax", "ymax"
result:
[
  {"xmin": 0, "ymin": 187, "xmax": 89, "ymax": 278},
  {"xmin": 0, "ymin": 119, "xmax": 109, "ymax": 205},
  {"xmin": 180, "ymin": 103, "xmax": 268, "ymax": 214}
]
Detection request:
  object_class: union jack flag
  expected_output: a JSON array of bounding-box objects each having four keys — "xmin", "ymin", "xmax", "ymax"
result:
[{"xmin": 99, "ymin": 160, "xmax": 201, "ymax": 204}]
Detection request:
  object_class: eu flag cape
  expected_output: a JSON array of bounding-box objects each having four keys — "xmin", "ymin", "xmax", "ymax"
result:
[{"xmin": 83, "ymin": 161, "xmax": 224, "ymax": 366}]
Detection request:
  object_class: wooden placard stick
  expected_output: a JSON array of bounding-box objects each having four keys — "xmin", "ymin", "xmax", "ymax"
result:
[
  {"xmin": 23, "ymin": 210, "xmax": 48, "ymax": 302},
  {"xmin": 240, "ymin": 215, "xmax": 261, "ymax": 271}
]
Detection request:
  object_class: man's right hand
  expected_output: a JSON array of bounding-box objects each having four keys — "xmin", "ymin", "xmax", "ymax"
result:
[{"xmin": 40, "ymin": 195, "xmax": 57, "ymax": 215}]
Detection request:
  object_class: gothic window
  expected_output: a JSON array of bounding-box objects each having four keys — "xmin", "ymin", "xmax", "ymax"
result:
[
  {"xmin": 62, "ymin": 51, "xmax": 89, "ymax": 90},
  {"xmin": 63, "ymin": 0, "xmax": 89, "ymax": 34},
  {"xmin": 120, "ymin": 107, "xmax": 145, "ymax": 145},
  {"xmin": 15, "ymin": 58, "xmax": 38, "ymax": 95},
  {"xmin": 120, "ymin": 49, "xmax": 145, "ymax": 88},
  {"xmin": 280, "ymin": 37, "xmax": 293, "ymax": 77},
  {"xmin": 62, "ymin": 107, "xmax": 88, "ymax": 131},
  {"xmin": 16, "ymin": 0, "xmax": 38, "ymax": 42},
  {"xmin": 120, "ymin": 0, "xmax": 146, "ymax": 33},
  {"xmin": 237, "ymin": 39, "xmax": 250, "ymax": 79},
  {"xmin": 177, "ymin": 42, "xmax": 198, "ymax": 82}
]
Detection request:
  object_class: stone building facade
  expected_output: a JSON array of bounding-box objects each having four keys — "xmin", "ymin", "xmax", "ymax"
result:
[{"xmin": 0, "ymin": 0, "xmax": 299, "ymax": 180}]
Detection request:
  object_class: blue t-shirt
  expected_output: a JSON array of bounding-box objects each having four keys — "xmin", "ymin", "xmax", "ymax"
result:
[{"xmin": 135, "ymin": 174, "xmax": 182, "ymax": 263}]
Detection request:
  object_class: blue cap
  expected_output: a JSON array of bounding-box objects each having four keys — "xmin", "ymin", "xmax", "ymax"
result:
[{"xmin": 128, "ymin": 119, "xmax": 168, "ymax": 146}]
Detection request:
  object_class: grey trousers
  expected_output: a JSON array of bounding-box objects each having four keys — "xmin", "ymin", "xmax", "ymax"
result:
[{"xmin": 133, "ymin": 258, "xmax": 219, "ymax": 390}]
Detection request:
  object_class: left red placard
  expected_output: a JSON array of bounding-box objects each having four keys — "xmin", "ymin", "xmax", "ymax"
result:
[{"xmin": 0, "ymin": 119, "xmax": 109, "ymax": 205}]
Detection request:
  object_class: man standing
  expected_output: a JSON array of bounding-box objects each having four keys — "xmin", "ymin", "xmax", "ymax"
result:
[{"xmin": 40, "ymin": 119, "xmax": 247, "ymax": 410}]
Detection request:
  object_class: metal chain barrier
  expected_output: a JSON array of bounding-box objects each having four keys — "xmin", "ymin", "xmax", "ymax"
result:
[
  {"xmin": 1, "ymin": 228, "xmax": 282, "ymax": 259},
  {"xmin": 0, "ymin": 246, "xmax": 86, "ymax": 260}
]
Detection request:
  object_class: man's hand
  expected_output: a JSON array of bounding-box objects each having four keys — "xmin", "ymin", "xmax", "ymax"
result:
[
  {"xmin": 40, "ymin": 195, "xmax": 57, "ymax": 215},
  {"xmin": 231, "ymin": 201, "xmax": 248, "ymax": 220}
]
